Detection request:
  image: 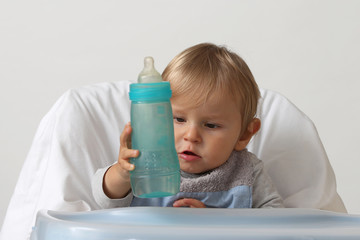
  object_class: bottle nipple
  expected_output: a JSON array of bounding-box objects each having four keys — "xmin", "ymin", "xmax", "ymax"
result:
[{"xmin": 137, "ymin": 56, "xmax": 163, "ymax": 83}]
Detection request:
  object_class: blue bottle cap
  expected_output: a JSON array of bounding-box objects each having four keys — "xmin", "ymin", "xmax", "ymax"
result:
[{"xmin": 129, "ymin": 82, "xmax": 172, "ymax": 102}]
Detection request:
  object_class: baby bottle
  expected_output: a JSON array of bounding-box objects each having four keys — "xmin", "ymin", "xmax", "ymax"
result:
[{"xmin": 128, "ymin": 57, "xmax": 180, "ymax": 198}]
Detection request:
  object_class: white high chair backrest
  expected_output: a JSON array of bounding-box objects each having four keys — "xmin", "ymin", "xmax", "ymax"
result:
[
  {"xmin": 247, "ymin": 89, "xmax": 345, "ymax": 211},
  {"xmin": 1, "ymin": 80, "xmax": 346, "ymax": 240}
]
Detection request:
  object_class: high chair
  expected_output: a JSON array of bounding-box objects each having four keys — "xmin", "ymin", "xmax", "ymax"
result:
[{"xmin": 0, "ymin": 80, "xmax": 348, "ymax": 240}]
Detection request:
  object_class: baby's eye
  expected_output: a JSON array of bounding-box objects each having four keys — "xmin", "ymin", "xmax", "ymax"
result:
[
  {"xmin": 174, "ymin": 117, "xmax": 186, "ymax": 123},
  {"xmin": 205, "ymin": 123, "xmax": 219, "ymax": 129}
]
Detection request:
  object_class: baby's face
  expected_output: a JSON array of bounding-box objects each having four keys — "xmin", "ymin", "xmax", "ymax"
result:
[{"xmin": 171, "ymin": 93, "xmax": 244, "ymax": 174}]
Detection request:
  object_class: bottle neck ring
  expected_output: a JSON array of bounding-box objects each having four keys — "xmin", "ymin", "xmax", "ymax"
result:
[{"xmin": 129, "ymin": 82, "xmax": 172, "ymax": 102}]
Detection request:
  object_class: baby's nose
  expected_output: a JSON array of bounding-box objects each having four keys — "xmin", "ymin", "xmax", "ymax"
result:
[{"xmin": 184, "ymin": 125, "xmax": 201, "ymax": 143}]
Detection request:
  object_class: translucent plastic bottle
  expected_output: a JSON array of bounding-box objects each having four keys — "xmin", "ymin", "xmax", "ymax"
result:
[{"xmin": 128, "ymin": 57, "xmax": 180, "ymax": 198}]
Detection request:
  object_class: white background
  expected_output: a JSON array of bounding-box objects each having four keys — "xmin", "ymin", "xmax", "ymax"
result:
[{"xmin": 1, "ymin": 0, "xmax": 359, "ymax": 228}]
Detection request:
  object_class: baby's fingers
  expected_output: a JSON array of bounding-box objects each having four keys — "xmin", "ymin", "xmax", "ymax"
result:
[
  {"xmin": 119, "ymin": 148, "xmax": 139, "ymax": 170},
  {"xmin": 173, "ymin": 198, "xmax": 206, "ymax": 208},
  {"xmin": 120, "ymin": 122, "xmax": 132, "ymax": 149},
  {"xmin": 119, "ymin": 159, "xmax": 135, "ymax": 171}
]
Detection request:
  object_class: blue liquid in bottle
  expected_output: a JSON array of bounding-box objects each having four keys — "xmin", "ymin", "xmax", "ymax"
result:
[{"xmin": 128, "ymin": 57, "xmax": 180, "ymax": 198}]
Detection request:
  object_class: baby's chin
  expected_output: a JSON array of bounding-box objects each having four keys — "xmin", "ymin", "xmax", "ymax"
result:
[
  {"xmin": 180, "ymin": 161, "xmax": 227, "ymax": 175},
  {"xmin": 180, "ymin": 165, "xmax": 210, "ymax": 175}
]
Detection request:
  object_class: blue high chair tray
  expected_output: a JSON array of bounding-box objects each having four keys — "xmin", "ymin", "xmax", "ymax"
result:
[{"xmin": 30, "ymin": 207, "xmax": 360, "ymax": 240}]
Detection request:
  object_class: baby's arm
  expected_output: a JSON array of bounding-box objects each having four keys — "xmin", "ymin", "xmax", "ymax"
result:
[
  {"xmin": 103, "ymin": 122, "xmax": 139, "ymax": 199},
  {"xmin": 252, "ymin": 161, "xmax": 284, "ymax": 208}
]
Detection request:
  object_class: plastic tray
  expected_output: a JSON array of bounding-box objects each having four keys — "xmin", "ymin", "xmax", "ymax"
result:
[{"xmin": 30, "ymin": 207, "xmax": 360, "ymax": 240}]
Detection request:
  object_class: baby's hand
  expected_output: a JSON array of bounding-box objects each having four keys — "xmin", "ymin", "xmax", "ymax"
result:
[
  {"xmin": 103, "ymin": 122, "xmax": 139, "ymax": 199},
  {"xmin": 117, "ymin": 122, "xmax": 139, "ymax": 178},
  {"xmin": 173, "ymin": 198, "xmax": 206, "ymax": 208}
]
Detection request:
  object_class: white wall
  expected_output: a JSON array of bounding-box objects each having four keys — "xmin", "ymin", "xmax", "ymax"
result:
[{"xmin": 1, "ymin": 0, "xmax": 359, "ymax": 227}]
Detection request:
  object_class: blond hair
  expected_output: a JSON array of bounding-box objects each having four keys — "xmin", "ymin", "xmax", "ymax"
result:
[{"xmin": 162, "ymin": 43, "xmax": 260, "ymax": 134}]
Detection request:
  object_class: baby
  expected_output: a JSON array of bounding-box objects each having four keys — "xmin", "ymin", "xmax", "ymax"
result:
[{"xmin": 92, "ymin": 43, "xmax": 284, "ymax": 208}]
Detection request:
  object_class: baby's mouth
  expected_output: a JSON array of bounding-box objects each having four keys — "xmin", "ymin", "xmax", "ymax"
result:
[
  {"xmin": 184, "ymin": 151, "xmax": 198, "ymax": 155},
  {"xmin": 179, "ymin": 151, "xmax": 201, "ymax": 161}
]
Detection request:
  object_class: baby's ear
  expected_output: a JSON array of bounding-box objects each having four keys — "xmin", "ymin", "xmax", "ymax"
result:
[{"xmin": 234, "ymin": 118, "xmax": 261, "ymax": 151}]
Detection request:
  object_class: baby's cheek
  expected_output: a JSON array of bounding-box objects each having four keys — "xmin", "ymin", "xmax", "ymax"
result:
[{"xmin": 173, "ymin": 128, "xmax": 182, "ymax": 149}]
